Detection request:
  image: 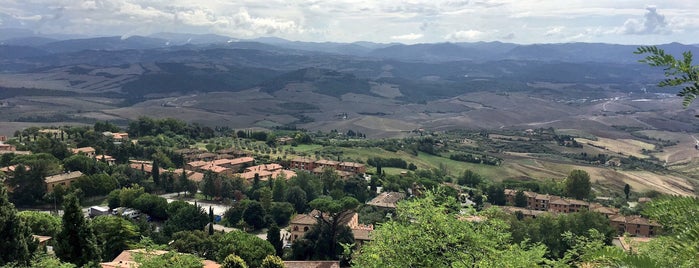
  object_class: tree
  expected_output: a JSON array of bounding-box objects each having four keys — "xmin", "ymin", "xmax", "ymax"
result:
[
  {"xmin": 457, "ymin": 169, "xmax": 482, "ymax": 187},
  {"xmin": 564, "ymin": 170, "xmax": 591, "ymax": 200},
  {"xmin": 55, "ymin": 193, "xmax": 101, "ymax": 266},
  {"xmin": 514, "ymin": 190, "xmax": 528, "ymax": 208},
  {"xmin": 286, "ymin": 186, "xmax": 307, "ymax": 213},
  {"xmin": 624, "ymin": 184, "xmax": 631, "ymax": 200},
  {"xmin": 486, "ymin": 184, "xmax": 506, "ymax": 205},
  {"xmin": 134, "ymin": 250, "xmax": 204, "ymax": 268},
  {"xmin": 222, "ymin": 254, "xmax": 248, "ymax": 268},
  {"xmin": 267, "ymin": 225, "xmax": 283, "ymax": 257},
  {"xmin": 17, "ymin": 210, "xmax": 61, "ymax": 237},
  {"xmin": 307, "ymin": 196, "xmax": 360, "ymax": 260},
  {"xmin": 635, "ymin": 46, "xmax": 699, "ymax": 107},
  {"xmin": 0, "ymin": 185, "xmax": 37, "ymax": 266},
  {"xmin": 91, "ymin": 215, "xmax": 140, "ymax": 260},
  {"xmin": 163, "ymin": 201, "xmax": 209, "ymax": 237},
  {"xmin": 152, "ymin": 159, "xmax": 161, "ymax": 186},
  {"xmin": 243, "ymin": 201, "xmax": 266, "ymax": 230},
  {"xmin": 217, "ymin": 231, "xmax": 275, "ymax": 267},
  {"xmin": 170, "ymin": 230, "xmax": 219, "ymax": 261},
  {"xmin": 260, "ymin": 255, "xmax": 285, "ymax": 268},
  {"xmin": 353, "ymin": 191, "xmax": 547, "ymax": 267}
]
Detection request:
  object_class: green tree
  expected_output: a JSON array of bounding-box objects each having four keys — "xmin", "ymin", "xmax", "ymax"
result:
[
  {"xmin": 307, "ymin": 196, "xmax": 360, "ymax": 260},
  {"xmin": 457, "ymin": 169, "xmax": 482, "ymax": 187},
  {"xmin": 286, "ymin": 186, "xmax": 307, "ymax": 213},
  {"xmin": 635, "ymin": 46, "xmax": 699, "ymax": 107},
  {"xmin": 0, "ymin": 185, "xmax": 37, "ymax": 266},
  {"xmin": 152, "ymin": 159, "xmax": 161, "ymax": 186},
  {"xmin": 486, "ymin": 184, "xmax": 506, "ymax": 205},
  {"xmin": 353, "ymin": 191, "xmax": 547, "ymax": 267},
  {"xmin": 55, "ymin": 193, "xmax": 101, "ymax": 266},
  {"xmin": 243, "ymin": 201, "xmax": 266, "ymax": 230},
  {"xmin": 514, "ymin": 190, "xmax": 528, "ymax": 208},
  {"xmin": 217, "ymin": 231, "xmax": 274, "ymax": 267},
  {"xmin": 163, "ymin": 201, "xmax": 209, "ymax": 237},
  {"xmin": 17, "ymin": 210, "xmax": 61, "ymax": 237},
  {"xmin": 221, "ymin": 253, "xmax": 248, "ymax": 268},
  {"xmin": 260, "ymin": 255, "xmax": 285, "ymax": 268},
  {"xmin": 170, "ymin": 230, "xmax": 219, "ymax": 261},
  {"xmin": 267, "ymin": 225, "xmax": 283, "ymax": 257},
  {"xmin": 564, "ymin": 170, "xmax": 591, "ymax": 200},
  {"xmin": 134, "ymin": 250, "xmax": 204, "ymax": 268},
  {"xmin": 624, "ymin": 183, "xmax": 631, "ymax": 200},
  {"xmin": 91, "ymin": 215, "xmax": 140, "ymax": 260}
]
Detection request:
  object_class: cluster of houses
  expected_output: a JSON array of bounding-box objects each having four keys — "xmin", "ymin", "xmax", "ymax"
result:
[
  {"xmin": 290, "ymin": 157, "xmax": 366, "ymax": 179},
  {"xmin": 501, "ymin": 189, "xmax": 661, "ymax": 237}
]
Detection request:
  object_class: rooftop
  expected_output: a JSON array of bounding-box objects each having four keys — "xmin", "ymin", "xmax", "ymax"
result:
[
  {"xmin": 45, "ymin": 171, "xmax": 83, "ymax": 184},
  {"xmin": 366, "ymin": 192, "xmax": 406, "ymax": 209}
]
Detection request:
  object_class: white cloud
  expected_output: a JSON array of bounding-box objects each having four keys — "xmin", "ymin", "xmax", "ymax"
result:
[
  {"xmin": 617, "ymin": 6, "xmax": 670, "ymax": 35},
  {"xmin": 444, "ymin": 30, "xmax": 484, "ymax": 41},
  {"xmin": 390, "ymin": 33, "xmax": 423, "ymax": 41},
  {"xmin": 545, "ymin": 26, "xmax": 564, "ymax": 36}
]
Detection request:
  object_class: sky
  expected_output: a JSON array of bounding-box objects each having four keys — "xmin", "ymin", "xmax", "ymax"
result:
[{"xmin": 1, "ymin": 0, "xmax": 698, "ymax": 45}]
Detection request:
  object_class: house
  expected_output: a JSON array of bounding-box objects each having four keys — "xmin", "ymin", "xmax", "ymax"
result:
[
  {"xmin": 72, "ymin": 147, "xmax": 96, "ymax": 158},
  {"xmin": 610, "ymin": 215, "xmax": 661, "ymax": 237},
  {"xmin": 314, "ymin": 159, "xmax": 339, "ymax": 170},
  {"xmin": 0, "ymin": 143, "xmax": 16, "ymax": 151},
  {"xmin": 289, "ymin": 211, "xmax": 372, "ymax": 244},
  {"xmin": 0, "ymin": 136, "xmax": 6, "ymax": 142},
  {"xmin": 338, "ymin": 162, "xmax": 366, "ymax": 174},
  {"xmin": 290, "ymin": 157, "xmax": 316, "ymax": 171},
  {"xmin": 45, "ymin": 171, "xmax": 83, "ymax": 193},
  {"xmin": 33, "ymin": 235, "xmax": 52, "ymax": 251},
  {"xmin": 366, "ymin": 192, "xmax": 406, "ymax": 209},
  {"xmin": 102, "ymin": 132, "xmax": 129, "ymax": 141},
  {"xmin": 283, "ymin": 261, "xmax": 340, "ymax": 268},
  {"xmin": 100, "ymin": 249, "xmax": 220, "ymax": 268},
  {"xmin": 98, "ymin": 155, "xmax": 116, "ymax": 166},
  {"xmin": 499, "ymin": 206, "xmax": 548, "ymax": 219}
]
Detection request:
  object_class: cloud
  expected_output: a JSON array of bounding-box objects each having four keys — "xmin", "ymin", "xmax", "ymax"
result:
[
  {"xmin": 501, "ymin": 33, "xmax": 515, "ymax": 40},
  {"xmin": 390, "ymin": 33, "xmax": 423, "ymax": 41},
  {"xmin": 545, "ymin": 26, "xmax": 564, "ymax": 36},
  {"xmin": 618, "ymin": 6, "xmax": 670, "ymax": 35},
  {"xmin": 444, "ymin": 29, "xmax": 484, "ymax": 41}
]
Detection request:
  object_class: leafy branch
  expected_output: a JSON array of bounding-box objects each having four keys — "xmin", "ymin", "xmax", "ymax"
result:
[{"xmin": 635, "ymin": 46, "xmax": 699, "ymax": 107}]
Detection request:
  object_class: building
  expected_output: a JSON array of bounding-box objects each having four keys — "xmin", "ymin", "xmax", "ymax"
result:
[
  {"xmin": 100, "ymin": 249, "xmax": 220, "ymax": 268},
  {"xmin": 72, "ymin": 147, "xmax": 96, "ymax": 158},
  {"xmin": 187, "ymin": 157, "xmax": 254, "ymax": 176},
  {"xmin": 290, "ymin": 157, "xmax": 316, "ymax": 171},
  {"xmin": 98, "ymin": 155, "xmax": 116, "ymax": 166},
  {"xmin": 366, "ymin": 192, "xmax": 406, "ymax": 209},
  {"xmin": 610, "ymin": 215, "xmax": 661, "ymax": 237},
  {"xmin": 0, "ymin": 143, "xmax": 16, "ymax": 151},
  {"xmin": 314, "ymin": 159, "xmax": 339, "ymax": 170},
  {"xmin": 45, "ymin": 171, "xmax": 83, "ymax": 193},
  {"xmin": 289, "ymin": 211, "xmax": 372, "ymax": 244},
  {"xmin": 338, "ymin": 162, "xmax": 366, "ymax": 174},
  {"xmin": 102, "ymin": 132, "xmax": 129, "ymax": 141}
]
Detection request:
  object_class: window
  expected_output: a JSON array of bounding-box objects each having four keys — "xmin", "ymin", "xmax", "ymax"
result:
[
  {"xmin": 293, "ymin": 226, "xmax": 298, "ymax": 231},
  {"xmin": 304, "ymin": 226, "xmax": 309, "ymax": 232}
]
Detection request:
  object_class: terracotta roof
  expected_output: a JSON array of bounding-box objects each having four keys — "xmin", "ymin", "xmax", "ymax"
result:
[
  {"xmin": 315, "ymin": 159, "xmax": 339, "ymax": 166},
  {"xmin": 72, "ymin": 147, "xmax": 95, "ymax": 154},
  {"xmin": 33, "ymin": 235, "xmax": 52, "ymax": 243},
  {"xmin": 549, "ymin": 198, "xmax": 570, "ymax": 205},
  {"xmin": 187, "ymin": 161, "xmax": 209, "ymax": 167},
  {"xmin": 245, "ymin": 164, "xmax": 282, "ymax": 172},
  {"xmin": 100, "ymin": 249, "xmax": 220, "ymax": 268},
  {"xmin": 352, "ymin": 228, "xmax": 372, "ymax": 241},
  {"xmin": 291, "ymin": 213, "xmax": 318, "ymax": 225},
  {"xmin": 367, "ymin": 192, "xmax": 405, "ymax": 209},
  {"xmin": 535, "ymin": 195, "xmax": 551, "ymax": 201},
  {"xmin": 567, "ymin": 199, "xmax": 588, "ymax": 206},
  {"xmin": 291, "ymin": 158, "xmax": 315, "ymax": 163},
  {"xmin": 45, "ymin": 171, "xmax": 83, "ymax": 184},
  {"xmin": 271, "ymin": 170, "xmax": 296, "ymax": 180},
  {"xmin": 200, "ymin": 165, "xmax": 230, "ymax": 173},
  {"xmin": 339, "ymin": 162, "xmax": 364, "ymax": 168},
  {"xmin": 283, "ymin": 261, "xmax": 340, "ymax": 268},
  {"xmin": 239, "ymin": 170, "xmax": 273, "ymax": 180}
]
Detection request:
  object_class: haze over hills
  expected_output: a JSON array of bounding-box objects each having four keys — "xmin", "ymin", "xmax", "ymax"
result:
[{"xmin": 1, "ymin": 30, "xmax": 698, "ymax": 140}]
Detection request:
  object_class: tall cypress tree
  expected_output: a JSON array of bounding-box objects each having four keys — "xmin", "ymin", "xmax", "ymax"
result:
[
  {"xmin": 152, "ymin": 160, "xmax": 160, "ymax": 186},
  {"xmin": 55, "ymin": 193, "xmax": 101, "ymax": 266},
  {"xmin": 267, "ymin": 224, "xmax": 283, "ymax": 257},
  {"xmin": 0, "ymin": 185, "xmax": 36, "ymax": 266}
]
